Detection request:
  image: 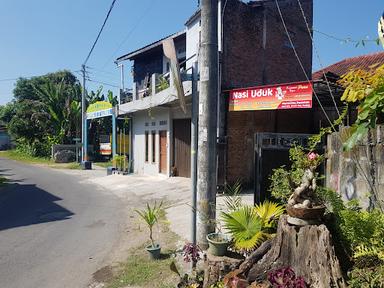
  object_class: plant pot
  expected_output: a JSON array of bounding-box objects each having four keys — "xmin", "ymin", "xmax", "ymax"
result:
[
  {"xmin": 146, "ymin": 244, "xmax": 161, "ymax": 260},
  {"xmin": 206, "ymin": 233, "xmax": 230, "ymax": 256},
  {"xmin": 286, "ymin": 204, "xmax": 326, "ymax": 220}
]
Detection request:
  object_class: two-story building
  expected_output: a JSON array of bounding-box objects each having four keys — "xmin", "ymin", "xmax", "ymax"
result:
[
  {"xmin": 115, "ymin": 0, "xmax": 344, "ymax": 202},
  {"xmin": 116, "ymin": 31, "xmax": 194, "ymax": 177}
]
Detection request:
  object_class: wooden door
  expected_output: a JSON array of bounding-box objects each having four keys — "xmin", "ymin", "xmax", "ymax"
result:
[
  {"xmin": 159, "ymin": 130, "xmax": 167, "ymax": 174},
  {"xmin": 173, "ymin": 119, "xmax": 191, "ymax": 177}
]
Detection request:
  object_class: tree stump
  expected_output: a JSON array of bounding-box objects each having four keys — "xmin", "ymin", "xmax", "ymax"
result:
[
  {"xmin": 203, "ymin": 253, "xmax": 243, "ymax": 288},
  {"xmin": 246, "ymin": 216, "xmax": 346, "ymax": 288}
]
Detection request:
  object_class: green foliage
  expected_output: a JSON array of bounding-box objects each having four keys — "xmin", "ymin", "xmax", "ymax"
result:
[
  {"xmin": 4, "ymin": 70, "xmax": 82, "ymax": 157},
  {"xmin": 221, "ymin": 201, "xmax": 284, "ymax": 252},
  {"xmin": 338, "ymin": 64, "xmax": 384, "ymax": 150},
  {"xmin": 135, "ymin": 202, "xmax": 164, "ymax": 247},
  {"xmin": 269, "ymin": 146, "xmax": 323, "ymax": 203},
  {"xmin": 222, "ymin": 179, "xmax": 243, "ymax": 212},
  {"xmin": 156, "ymin": 75, "xmax": 170, "ymax": 93},
  {"xmin": 348, "ymin": 265, "xmax": 384, "ymax": 288},
  {"xmin": 321, "ymin": 192, "xmax": 384, "ymax": 270},
  {"xmin": 339, "ymin": 206, "xmax": 384, "ymax": 263},
  {"xmin": 254, "ymin": 200, "xmax": 285, "ymax": 227},
  {"xmin": 113, "ymin": 155, "xmax": 126, "ymax": 170},
  {"xmin": 0, "ymin": 102, "xmax": 16, "ymax": 125}
]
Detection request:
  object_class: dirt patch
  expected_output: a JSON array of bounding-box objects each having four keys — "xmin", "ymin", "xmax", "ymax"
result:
[{"xmin": 92, "ymin": 265, "xmax": 115, "ymax": 283}]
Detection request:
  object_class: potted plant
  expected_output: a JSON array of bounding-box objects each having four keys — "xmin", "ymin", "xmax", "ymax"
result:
[
  {"xmin": 206, "ymin": 231, "xmax": 231, "ymax": 257},
  {"xmin": 135, "ymin": 201, "xmax": 163, "ymax": 260}
]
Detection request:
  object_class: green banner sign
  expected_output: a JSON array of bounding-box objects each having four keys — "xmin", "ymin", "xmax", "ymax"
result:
[{"xmin": 86, "ymin": 101, "xmax": 112, "ymax": 113}]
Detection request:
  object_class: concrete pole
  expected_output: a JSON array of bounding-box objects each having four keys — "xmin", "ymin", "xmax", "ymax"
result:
[
  {"xmin": 197, "ymin": 0, "xmax": 219, "ymax": 249},
  {"xmin": 191, "ymin": 61, "xmax": 199, "ymax": 248}
]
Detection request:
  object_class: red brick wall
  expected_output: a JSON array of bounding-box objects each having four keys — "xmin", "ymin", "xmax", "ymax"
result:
[{"xmin": 221, "ymin": 0, "xmax": 314, "ymax": 185}]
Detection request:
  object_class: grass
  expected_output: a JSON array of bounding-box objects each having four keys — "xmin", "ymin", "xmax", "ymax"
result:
[
  {"xmin": 0, "ymin": 150, "xmax": 53, "ymax": 164},
  {"xmin": 93, "ymin": 160, "xmax": 113, "ymax": 168},
  {"xmin": 0, "ymin": 150, "xmax": 82, "ymax": 169},
  {"xmin": 106, "ymin": 249, "xmax": 178, "ymax": 288},
  {"xmin": 105, "ymin": 209, "xmax": 181, "ymax": 288}
]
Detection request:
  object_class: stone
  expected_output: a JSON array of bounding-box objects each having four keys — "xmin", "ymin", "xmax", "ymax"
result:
[{"xmin": 54, "ymin": 150, "xmax": 76, "ymax": 163}]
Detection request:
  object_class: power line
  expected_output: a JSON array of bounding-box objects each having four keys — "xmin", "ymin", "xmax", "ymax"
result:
[
  {"xmin": 83, "ymin": 0, "xmax": 118, "ymax": 65},
  {"xmin": 87, "ymin": 66, "xmax": 116, "ymax": 76},
  {"xmin": 296, "ymin": 0, "xmax": 340, "ymax": 117},
  {"xmin": 100, "ymin": 0, "xmax": 157, "ymax": 69},
  {"xmin": 274, "ymin": 0, "xmax": 335, "ymax": 131},
  {"xmin": 313, "ymin": 29, "xmax": 378, "ymax": 45},
  {"xmin": 87, "ymin": 78, "xmax": 120, "ymax": 88}
]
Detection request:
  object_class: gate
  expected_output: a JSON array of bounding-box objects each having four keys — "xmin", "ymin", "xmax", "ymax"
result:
[{"xmin": 254, "ymin": 133, "xmax": 312, "ymax": 204}]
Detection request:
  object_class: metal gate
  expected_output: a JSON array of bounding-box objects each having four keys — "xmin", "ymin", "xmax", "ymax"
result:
[{"xmin": 254, "ymin": 133, "xmax": 312, "ymax": 204}]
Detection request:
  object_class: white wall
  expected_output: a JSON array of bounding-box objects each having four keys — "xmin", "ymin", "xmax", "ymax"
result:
[{"xmin": 132, "ymin": 108, "xmax": 171, "ymax": 176}]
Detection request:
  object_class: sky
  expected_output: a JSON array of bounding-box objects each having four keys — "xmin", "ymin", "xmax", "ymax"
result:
[{"xmin": 0, "ymin": 0, "xmax": 383, "ymax": 105}]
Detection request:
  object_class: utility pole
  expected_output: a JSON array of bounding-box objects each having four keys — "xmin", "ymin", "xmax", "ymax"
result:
[
  {"xmin": 191, "ymin": 61, "xmax": 199, "ymax": 249},
  {"xmin": 81, "ymin": 64, "xmax": 87, "ymax": 162},
  {"xmin": 197, "ymin": 0, "xmax": 219, "ymax": 249}
]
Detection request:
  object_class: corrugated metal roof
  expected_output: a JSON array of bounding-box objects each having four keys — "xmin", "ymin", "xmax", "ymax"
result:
[
  {"xmin": 116, "ymin": 30, "xmax": 186, "ymax": 63},
  {"xmin": 312, "ymin": 51, "xmax": 384, "ymax": 80}
]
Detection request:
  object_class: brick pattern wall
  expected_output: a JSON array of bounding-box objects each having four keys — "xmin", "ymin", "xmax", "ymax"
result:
[{"xmin": 221, "ymin": 0, "xmax": 313, "ymax": 185}]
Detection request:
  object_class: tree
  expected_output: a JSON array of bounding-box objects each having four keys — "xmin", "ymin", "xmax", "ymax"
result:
[
  {"xmin": 339, "ymin": 64, "xmax": 384, "ymax": 150},
  {"xmin": 0, "ymin": 102, "xmax": 16, "ymax": 125},
  {"xmin": 6, "ymin": 70, "xmax": 82, "ymax": 157}
]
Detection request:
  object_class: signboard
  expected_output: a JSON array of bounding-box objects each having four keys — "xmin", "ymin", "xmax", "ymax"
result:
[
  {"xmin": 163, "ymin": 38, "xmax": 187, "ymax": 114},
  {"xmin": 86, "ymin": 101, "xmax": 113, "ymax": 120},
  {"xmin": 100, "ymin": 143, "xmax": 112, "ymax": 155},
  {"xmin": 87, "ymin": 101, "xmax": 112, "ymax": 113},
  {"xmin": 229, "ymin": 82, "xmax": 312, "ymax": 111}
]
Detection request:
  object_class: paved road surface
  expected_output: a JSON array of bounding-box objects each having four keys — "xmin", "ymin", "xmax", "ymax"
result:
[{"xmin": 0, "ymin": 158, "xmax": 125, "ymax": 288}]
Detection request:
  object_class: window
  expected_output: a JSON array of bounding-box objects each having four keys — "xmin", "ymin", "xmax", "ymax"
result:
[
  {"xmin": 145, "ymin": 131, "xmax": 149, "ymax": 162},
  {"xmin": 152, "ymin": 131, "xmax": 156, "ymax": 163}
]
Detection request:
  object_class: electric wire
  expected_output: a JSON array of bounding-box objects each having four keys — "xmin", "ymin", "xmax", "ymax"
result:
[
  {"xmin": 87, "ymin": 78, "xmax": 120, "ymax": 88},
  {"xmin": 313, "ymin": 29, "xmax": 378, "ymax": 44},
  {"xmin": 83, "ymin": 0, "xmax": 118, "ymax": 65},
  {"xmin": 296, "ymin": 0, "xmax": 341, "ymax": 117},
  {"xmin": 274, "ymin": 0, "xmax": 336, "ymax": 132},
  {"xmin": 276, "ymin": 0, "xmax": 380, "ymax": 205},
  {"xmin": 100, "ymin": 0, "xmax": 157, "ymax": 70}
]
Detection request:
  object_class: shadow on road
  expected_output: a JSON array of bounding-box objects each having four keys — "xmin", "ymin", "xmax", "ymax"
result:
[{"xmin": 0, "ymin": 182, "xmax": 74, "ymax": 231}]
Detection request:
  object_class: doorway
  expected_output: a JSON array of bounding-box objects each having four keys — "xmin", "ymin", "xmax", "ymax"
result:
[
  {"xmin": 254, "ymin": 133, "xmax": 312, "ymax": 204},
  {"xmin": 159, "ymin": 130, "xmax": 167, "ymax": 174},
  {"xmin": 173, "ymin": 119, "xmax": 191, "ymax": 177}
]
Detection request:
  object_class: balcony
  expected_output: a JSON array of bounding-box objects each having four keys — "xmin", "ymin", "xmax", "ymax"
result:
[{"xmin": 118, "ymin": 72, "xmax": 192, "ymax": 115}]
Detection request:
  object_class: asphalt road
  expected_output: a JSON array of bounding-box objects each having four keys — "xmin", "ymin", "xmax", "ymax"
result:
[{"xmin": 0, "ymin": 158, "xmax": 125, "ymax": 288}]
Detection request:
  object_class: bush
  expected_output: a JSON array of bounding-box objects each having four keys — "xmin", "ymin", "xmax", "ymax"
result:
[{"xmin": 348, "ymin": 265, "xmax": 384, "ymax": 288}]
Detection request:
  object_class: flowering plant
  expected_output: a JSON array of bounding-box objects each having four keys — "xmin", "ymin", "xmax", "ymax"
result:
[
  {"xmin": 267, "ymin": 267, "xmax": 308, "ymax": 288},
  {"xmin": 269, "ymin": 146, "xmax": 323, "ymax": 205},
  {"xmin": 182, "ymin": 242, "xmax": 202, "ymax": 263}
]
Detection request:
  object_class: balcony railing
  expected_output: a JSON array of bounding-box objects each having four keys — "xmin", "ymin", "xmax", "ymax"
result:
[{"xmin": 127, "ymin": 73, "xmax": 172, "ymax": 102}]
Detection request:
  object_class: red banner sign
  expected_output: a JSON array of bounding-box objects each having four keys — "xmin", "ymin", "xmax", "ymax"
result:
[{"xmin": 229, "ymin": 82, "xmax": 313, "ymax": 111}]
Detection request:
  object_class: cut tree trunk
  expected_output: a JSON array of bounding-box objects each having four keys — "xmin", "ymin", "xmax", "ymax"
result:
[{"xmin": 247, "ymin": 216, "xmax": 346, "ymax": 288}]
